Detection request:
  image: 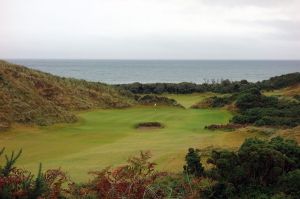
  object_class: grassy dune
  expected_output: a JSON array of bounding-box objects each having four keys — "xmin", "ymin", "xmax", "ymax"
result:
[
  {"xmin": 0, "ymin": 104, "xmax": 261, "ymax": 182},
  {"xmin": 0, "ymin": 60, "xmax": 133, "ymax": 130}
]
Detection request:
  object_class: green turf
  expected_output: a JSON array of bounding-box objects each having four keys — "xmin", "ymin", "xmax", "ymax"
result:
[{"xmin": 0, "ymin": 105, "xmax": 257, "ymax": 182}]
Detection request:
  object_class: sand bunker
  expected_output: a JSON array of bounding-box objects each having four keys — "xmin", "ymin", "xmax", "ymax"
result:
[{"xmin": 135, "ymin": 122, "xmax": 164, "ymax": 130}]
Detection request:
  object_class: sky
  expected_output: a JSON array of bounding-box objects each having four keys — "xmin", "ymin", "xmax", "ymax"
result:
[{"xmin": 1, "ymin": 0, "xmax": 300, "ymax": 59}]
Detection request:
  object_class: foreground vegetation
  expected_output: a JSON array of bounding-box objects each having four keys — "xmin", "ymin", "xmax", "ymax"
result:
[{"xmin": 1, "ymin": 136, "xmax": 299, "ymax": 198}]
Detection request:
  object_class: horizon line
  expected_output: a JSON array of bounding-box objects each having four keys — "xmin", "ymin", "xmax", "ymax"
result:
[{"xmin": 3, "ymin": 58, "xmax": 300, "ymax": 61}]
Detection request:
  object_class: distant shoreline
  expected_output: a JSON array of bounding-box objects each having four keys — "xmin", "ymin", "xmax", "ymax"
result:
[{"xmin": 5, "ymin": 59, "xmax": 300, "ymax": 84}]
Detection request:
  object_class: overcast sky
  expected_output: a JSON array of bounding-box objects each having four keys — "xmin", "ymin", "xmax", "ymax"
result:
[{"xmin": 1, "ymin": 0, "xmax": 299, "ymax": 59}]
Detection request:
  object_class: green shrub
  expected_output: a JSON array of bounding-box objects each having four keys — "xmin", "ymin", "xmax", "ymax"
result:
[
  {"xmin": 278, "ymin": 169, "xmax": 300, "ymax": 199},
  {"xmin": 202, "ymin": 137, "xmax": 300, "ymax": 198},
  {"xmin": 232, "ymin": 89, "xmax": 300, "ymax": 127},
  {"xmin": 183, "ymin": 148, "xmax": 204, "ymax": 177}
]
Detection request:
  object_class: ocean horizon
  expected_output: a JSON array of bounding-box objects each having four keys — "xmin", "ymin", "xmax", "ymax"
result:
[{"xmin": 6, "ymin": 59, "xmax": 300, "ymax": 84}]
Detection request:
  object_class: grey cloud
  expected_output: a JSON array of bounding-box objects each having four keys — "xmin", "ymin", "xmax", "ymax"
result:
[
  {"xmin": 259, "ymin": 20, "xmax": 300, "ymax": 40},
  {"xmin": 231, "ymin": 19, "xmax": 300, "ymax": 41},
  {"xmin": 1, "ymin": 0, "xmax": 299, "ymax": 59}
]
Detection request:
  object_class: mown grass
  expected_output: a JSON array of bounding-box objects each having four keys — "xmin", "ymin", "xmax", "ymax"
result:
[{"xmin": 0, "ymin": 104, "xmax": 261, "ymax": 182}]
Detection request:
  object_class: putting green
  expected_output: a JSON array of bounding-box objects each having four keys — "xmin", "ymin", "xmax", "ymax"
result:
[{"xmin": 0, "ymin": 106, "xmax": 255, "ymax": 182}]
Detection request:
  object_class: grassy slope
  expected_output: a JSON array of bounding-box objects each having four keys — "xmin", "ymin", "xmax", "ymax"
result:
[
  {"xmin": 0, "ymin": 105, "xmax": 261, "ymax": 182},
  {"xmin": 263, "ymin": 83, "xmax": 300, "ymax": 99},
  {"xmin": 0, "ymin": 60, "xmax": 133, "ymax": 129},
  {"xmin": 275, "ymin": 126, "xmax": 300, "ymax": 142}
]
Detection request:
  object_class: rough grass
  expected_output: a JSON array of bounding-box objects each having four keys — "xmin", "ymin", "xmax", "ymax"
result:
[
  {"xmin": 0, "ymin": 106, "xmax": 261, "ymax": 182},
  {"xmin": 263, "ymin": 84, "xmax": 300, "ymax": 101},
  {"xmin": 0, "ymin": 60, "xmax": 133, "ymax": 129}
]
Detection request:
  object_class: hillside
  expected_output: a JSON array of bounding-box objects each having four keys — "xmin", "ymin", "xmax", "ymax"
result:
[{"xmin": 0, "ymin": 60, "xmax": 133, "ymax": 130}]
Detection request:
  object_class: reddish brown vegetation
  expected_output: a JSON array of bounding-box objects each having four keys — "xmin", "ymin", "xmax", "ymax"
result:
[
  {"xmin": 0, "ymin": 167, "xmax": 68, "ymax": 199},
  {"xmin": 0, "ymin": 149, "xmax": 206, "ymax": 198},
  {"xmin": 86, "ymin": 151, "xmax": 165, "ymax": 198}
]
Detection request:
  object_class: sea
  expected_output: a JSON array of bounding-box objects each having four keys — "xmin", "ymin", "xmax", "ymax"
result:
[{"xmin": 6, "ymin": 59, "xmax": 300, "ymax": 84}]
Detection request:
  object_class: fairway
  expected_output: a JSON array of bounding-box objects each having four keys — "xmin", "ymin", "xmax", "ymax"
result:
[{"xmin": 0, "ymin": 106, "xmax": 255, "ymax": 182}]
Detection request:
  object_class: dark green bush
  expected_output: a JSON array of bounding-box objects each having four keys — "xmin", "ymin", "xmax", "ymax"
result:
[
  {"xmin": 201, "ymin": 137, "xmax": 300, "ymax": 198},
  {"xmin": 259, "ymin": 72, "xmax": 300, "ymax": 90},
  {"xmin": 293, "ymin": 94, "xmax": 300, "ymax": 101},
  {"xmin": 183, "ymin": 148, "xmax": 204, "ymax": 177},
  {"xmin": 231, "ymin": 89, "xmax": 300, "ymax": 127},
  {"xmin": 278, "ymin": 169, "xmax": 300, "ymax": 199}
]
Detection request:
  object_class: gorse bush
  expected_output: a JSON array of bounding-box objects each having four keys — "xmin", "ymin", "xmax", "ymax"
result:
[
  {"xmin": 234, "ymin": 88, "xmax": 278, "ymax": 111},
  {"xmin": 202, "ymin": 137, "xmax": 300, "ymax": 199},
  {"xmin": 278, "ymin": 169, "xmax": 300, "ymax": 198},
  {"xmin": 259, "ymin": 72, "xmax": 300, "ymax": 90},
  {"xmin": 183, "ymin": 148, "xmax": 204, "ymax": 177},
  {"xmin": 231, "ymin": 89, "xmax": 300, "ymax": 127},
  {"xmin": 294, "ymin": 94, "xmax": 300, "ymax": 101},
  {"xmin": 193, "ymin": 88, "xmax": 300, "ymax": 128}
]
